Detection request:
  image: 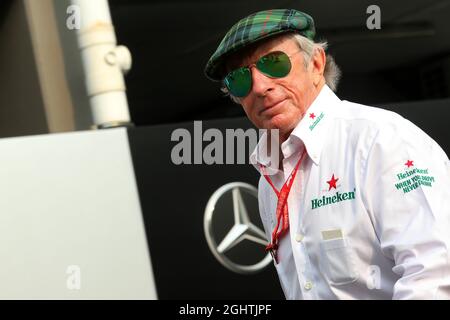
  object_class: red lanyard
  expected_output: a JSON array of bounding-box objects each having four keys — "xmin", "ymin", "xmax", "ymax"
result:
[{"xmin": 259, "ymin": 149, "xmax": 307, "ymax": 264}]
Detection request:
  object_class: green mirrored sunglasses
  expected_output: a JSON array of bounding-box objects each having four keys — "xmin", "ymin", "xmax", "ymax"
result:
[{"xmin": 224, "ymin": 51, "xmax": 297, "ymax": 98}]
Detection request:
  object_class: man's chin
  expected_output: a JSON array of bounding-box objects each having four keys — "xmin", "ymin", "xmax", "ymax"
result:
[{"xmin": 262, "ymin": 115, "xmax": 287, "ymax": 131}]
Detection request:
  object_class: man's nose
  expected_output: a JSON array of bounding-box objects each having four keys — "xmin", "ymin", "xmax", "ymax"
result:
[{"xmin": 249, "ymin": 66, "xmax": 274, "ymax": 97}]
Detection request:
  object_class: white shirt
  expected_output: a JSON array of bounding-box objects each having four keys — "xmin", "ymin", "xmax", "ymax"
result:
[{"xmin": 250, "ymin": 85, "xmax": 450, "ymax": 300}]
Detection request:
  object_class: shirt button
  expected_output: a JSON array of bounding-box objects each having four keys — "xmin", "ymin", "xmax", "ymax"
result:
[
  {"xmin": 295, "ymin": 233, "xmax": 304, "ymax": 242},
  {"xmin": 304, "ymin": 281, "xmax": 313, "ymax": 290}
]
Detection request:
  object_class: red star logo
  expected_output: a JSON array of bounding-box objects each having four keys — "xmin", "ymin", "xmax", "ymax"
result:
[
  {"xmin": 405, "ymin": 160, "xmax": 414, "ymax": 168},
  {"xmin": 326, "ymin": 174, "xmax": 339, "ymax": 191},
  {"xmin": 309, "ymin": 113, "xmax": 316, "ymax": 119}
]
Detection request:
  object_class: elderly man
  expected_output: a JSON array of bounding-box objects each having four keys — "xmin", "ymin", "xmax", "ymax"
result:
[{"xmin": 204, "ymin": 9, "xmax": 450, "ymax": 299}]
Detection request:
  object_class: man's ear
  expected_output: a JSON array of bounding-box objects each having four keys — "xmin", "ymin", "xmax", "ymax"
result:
[{"xmin": 311, "ymin": 47, "xmax": 326, "ymax": 86}]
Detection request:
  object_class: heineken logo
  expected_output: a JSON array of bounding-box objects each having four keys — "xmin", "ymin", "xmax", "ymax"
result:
[
  {"xmin": 311, "ymin": 174, "xmax": 356, "ymax": 209},
  {"xmin": 394, "ymin": 160, "xmax": 435, "ymax": 194},
  {"xmin": 405, "ymin": 160, "xmax": 414, "ymax": 168},
  {"xmin": 311, "ymin": 189, "xmax": 356, "ymax": 210},
  {"xmin": 309, "ymin": 112, "xmax": 324, "ymax": 131},
  {"xmin": 327, "ymin": 174, "xmax": 338, "ymax": 191}
]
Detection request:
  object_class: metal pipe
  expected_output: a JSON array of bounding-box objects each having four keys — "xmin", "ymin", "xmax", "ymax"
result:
[{"xmin": 70, "ymin": 0, "xmax": 133, "ymax": 128}]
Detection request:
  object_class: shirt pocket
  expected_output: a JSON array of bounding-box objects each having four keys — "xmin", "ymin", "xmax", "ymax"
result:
[{"xmin": 319, "ymin": 238, "xmax": 359, "ymax": 285}]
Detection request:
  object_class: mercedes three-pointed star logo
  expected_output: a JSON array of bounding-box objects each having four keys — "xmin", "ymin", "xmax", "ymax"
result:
[{"xmin": 204, "ymin": 182, "xmax": 272, "ymax": 274}]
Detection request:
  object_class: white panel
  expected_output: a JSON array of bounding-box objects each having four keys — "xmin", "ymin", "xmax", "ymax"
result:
[{"xmin": 0, "ymin": 128, "xmax": 157, "ymax": 299}]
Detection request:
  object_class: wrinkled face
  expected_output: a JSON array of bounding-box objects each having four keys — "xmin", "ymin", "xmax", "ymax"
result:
[{"xmin": 226, "ymin": 35, "xmax": 326, "ymax": 141}]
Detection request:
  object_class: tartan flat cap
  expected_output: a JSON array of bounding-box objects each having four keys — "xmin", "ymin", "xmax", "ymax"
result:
[{"xmin": 204, "ymin": 9, "xmax": 316, "ymax": 81}]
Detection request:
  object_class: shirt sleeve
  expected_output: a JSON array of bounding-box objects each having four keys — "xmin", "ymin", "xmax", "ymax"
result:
[{"xmin": 361, "ymin": 116, "xmax": 450, "ymax": 300}]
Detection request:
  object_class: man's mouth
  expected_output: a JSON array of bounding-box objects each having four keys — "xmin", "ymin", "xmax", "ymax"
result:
[{"xmin": 260, "ymin": 99, "xmax": 286, "ymax": 116}]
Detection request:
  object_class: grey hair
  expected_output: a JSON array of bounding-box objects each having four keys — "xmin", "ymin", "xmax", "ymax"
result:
[
  {"xmin": 291, "ymin": 34, "xmax": 341, "ymax": 92},
  {"xmin": 221, "ymin": 33, "xmax": 341, "ymax": 103}
]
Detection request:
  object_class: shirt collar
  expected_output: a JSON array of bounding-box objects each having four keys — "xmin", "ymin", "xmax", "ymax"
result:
[
  {"xmin": 288, "ymin": 84, "xmax": 339, "ymax": 165},
  {"xmin": 249, "ymin": 130, "xmax": 282, "ymax": 176},
  {"xmin": 250, "ymin": 85, "xmax": 340, "ymax": 173}
]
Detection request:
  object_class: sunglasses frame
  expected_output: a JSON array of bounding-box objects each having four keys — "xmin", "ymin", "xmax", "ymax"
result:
[{"xmin": 223, "ymin": 50, "xmax": 301, "ymax": 98}]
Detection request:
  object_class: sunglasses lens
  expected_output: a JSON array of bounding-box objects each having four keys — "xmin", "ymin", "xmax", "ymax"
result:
[
  {"xmin": 224, "ymin": 67, "xmax": 251, "ymax": 97},
  {"xmin": 257, "ymin": 51, "xmax": 291, "ymax": 78}
]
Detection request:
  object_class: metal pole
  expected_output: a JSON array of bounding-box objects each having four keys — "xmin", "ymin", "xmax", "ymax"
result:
[{"xmin": 71, "ymin": 0, "xmax": 133, "ymax": 129}]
